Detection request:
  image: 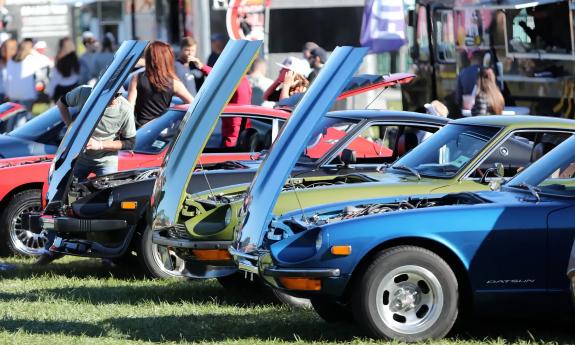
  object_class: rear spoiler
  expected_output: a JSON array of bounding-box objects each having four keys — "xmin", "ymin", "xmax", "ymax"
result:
[{"xmin": 275, "ymin": 72, "xmax": 415, "ymax": 111}]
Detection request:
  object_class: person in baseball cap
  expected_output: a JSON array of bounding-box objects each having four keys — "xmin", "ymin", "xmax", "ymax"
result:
[{"xmin": 264, "ymin": 56, "xmax": 311, "ymax": 102}]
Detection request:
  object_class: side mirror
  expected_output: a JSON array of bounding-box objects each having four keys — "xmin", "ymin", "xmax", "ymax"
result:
[
  {"xmin": 340, "ymin": 148, "xmax": 357, "ymax": 167},
  {"xmin": 480, "ymin": 162, "xmax": 505, "ymax": 184}
]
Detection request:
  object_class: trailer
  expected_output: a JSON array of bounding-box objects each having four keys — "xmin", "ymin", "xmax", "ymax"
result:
[{"xmin": 403, "ymin": 0, "xmax": 575, "ymax": 117}]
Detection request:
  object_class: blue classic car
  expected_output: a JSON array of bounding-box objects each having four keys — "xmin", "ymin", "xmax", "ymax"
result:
[
  {"xmin": 230, "ymin": 53, "xmax": 575, "ymax": 342},
  {"xmin": 234, "ymin": 133, "xmax": 575, "ymax": 341}
]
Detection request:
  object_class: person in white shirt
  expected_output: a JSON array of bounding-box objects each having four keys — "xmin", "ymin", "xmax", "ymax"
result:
[
  {"xmin": 5, "ymin": 39, "xmax": 52, "ymax": 111},
  {"xmin": 0, "ymin": 38, "xmax": 16, "ymax": 102},
  {"xmin": 46, "ymin": 37, "xmax": 80, "ymax": 103}
]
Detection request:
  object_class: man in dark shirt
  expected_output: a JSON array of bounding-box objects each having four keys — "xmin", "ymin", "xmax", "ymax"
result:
[
  {"xmin": 207, "ymin": 33, "xmax": 227, "ymax": 67},
  {"xmin": 455, "ymin": 50, "xmax": 482, "ymax": 112}
]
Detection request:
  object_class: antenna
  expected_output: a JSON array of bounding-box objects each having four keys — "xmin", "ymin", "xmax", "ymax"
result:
[{"xmin": 365, "ymin": 86, "xmax": 388, "ymax": 110}]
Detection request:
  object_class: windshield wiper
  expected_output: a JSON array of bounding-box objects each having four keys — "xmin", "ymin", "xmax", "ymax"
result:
[
  {"xmin": 514, "ymin": 182, "xmax": 541, "ymax": 202},
  {"xmin": 392, "ymin": 164, "xmax": 421, "ymax": 180}
]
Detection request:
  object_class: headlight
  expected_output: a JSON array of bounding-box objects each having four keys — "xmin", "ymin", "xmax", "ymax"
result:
[
  {"xmin": 315, "ymin": 232, "xmax": 323, "ymax": 251},
  {"xmin": 108, "ymin": 193, "xmax": 114, "ymax": 207}
]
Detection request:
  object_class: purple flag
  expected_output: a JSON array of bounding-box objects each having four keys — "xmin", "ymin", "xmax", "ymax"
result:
[{"xmin": 360, "ymin": 0, "xmax": 407, "ymax": 53}]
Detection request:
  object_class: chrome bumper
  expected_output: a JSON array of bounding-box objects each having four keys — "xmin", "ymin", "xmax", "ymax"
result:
[
  {"xmin": 229, "ymin": 246, "xmax": 260, "ymax": 274},
  {"xmin": 263, "ymin": 267, "xmax": 340, "ymax": 278},
  {"xmin": 152, "ymin": 231, "xmax": 230, "ymax": 249}
]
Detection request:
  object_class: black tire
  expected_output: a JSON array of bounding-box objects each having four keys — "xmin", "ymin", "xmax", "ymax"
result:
[
  {"xmin": 0, "ymin": 189, "xmax": 43, "ymax": 257},
  {"xmin": 352, "ymin": 246, "xmax": 458, "ymax": 342},
  {"xmin": 311, "ymin": 297, "xmax": 354, "ymax": 323},
  {"xmin": 139, "ymin": 224, "xmax": 187, "ymax": 279}
]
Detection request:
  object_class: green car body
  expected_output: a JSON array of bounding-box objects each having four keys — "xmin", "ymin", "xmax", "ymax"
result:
[{"xmin": 154, "ymin": 115, "xmax": 575, "ymax": 278}]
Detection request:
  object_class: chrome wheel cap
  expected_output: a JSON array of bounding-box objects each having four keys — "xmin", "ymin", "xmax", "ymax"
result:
[
  {"xmin": 10, "ymin": 203, "xmax": 44, "ymax": 256},
  {"xmin": 376, "ymin": 265, "xmax": 443, "ymax": 335}
]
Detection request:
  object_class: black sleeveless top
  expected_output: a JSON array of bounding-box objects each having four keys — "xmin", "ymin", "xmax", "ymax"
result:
[{"xmin": 135, "ymin": 73, "xmax": 174, "ymax": 128}]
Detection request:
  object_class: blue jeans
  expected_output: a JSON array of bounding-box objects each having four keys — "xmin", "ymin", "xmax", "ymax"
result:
[{"xmin": 73, "ymin": 160, "xmax": 118, "ymax": 182}]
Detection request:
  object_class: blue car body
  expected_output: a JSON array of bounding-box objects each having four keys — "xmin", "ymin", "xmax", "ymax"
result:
[{"xmin": 252, "ymin": 135, "xmax": 575, "ymax": 316}]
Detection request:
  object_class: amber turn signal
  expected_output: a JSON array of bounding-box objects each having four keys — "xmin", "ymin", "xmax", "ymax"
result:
[
  {"xmin": 192, "ymin": 249, "xmax": 232, "ymax": 261},
  {"xmin": 278, "ymin": 277, "xmax": 321, "ymax": 291},
  {"xmin": 120, "ymin": 201, "xmax": 138, "ymax": 210},
  {"xmin": 330, "ymin": 245, "xmax": 352, "ymax": 256}
]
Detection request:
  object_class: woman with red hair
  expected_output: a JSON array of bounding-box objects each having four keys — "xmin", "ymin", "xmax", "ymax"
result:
[{"xmin": 128, "ymin": 41, "xmax": 194, "ymax": 128}]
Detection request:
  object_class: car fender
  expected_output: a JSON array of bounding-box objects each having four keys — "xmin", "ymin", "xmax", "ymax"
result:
[{"xmin": 0, "ymin": 161, "xmax": 50, "ymax": 202}]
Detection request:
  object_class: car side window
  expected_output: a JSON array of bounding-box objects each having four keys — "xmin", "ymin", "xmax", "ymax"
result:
[
  {"xmin": 329, "ymin": 124, "xmax": 439, "ymax": 165},
  {"xmin": 203, "ymin": 116, "xmax": 275, "ymax": 153},
  {"xmin": 468, "ymin": 131, "xmax": 572, "ymax": 179}
]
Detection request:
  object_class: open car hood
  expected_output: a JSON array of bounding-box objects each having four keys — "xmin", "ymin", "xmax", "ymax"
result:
[
  {"xmin": 274, "ymin": 72, "xmax": 415, "ymax": 111},
  {"xmin": 232, "ymin": 46, "xmax": 367, "ymax": 255},
  {"xmin": 45, "ymin": 40, "xmax": 149, "ymax": 210},
  {"xmin": 151, "ymin": 40, "xmax": 262, "ymax": 231}
]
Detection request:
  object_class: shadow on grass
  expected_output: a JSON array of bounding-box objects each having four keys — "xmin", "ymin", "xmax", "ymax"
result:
[
  {"xmin": 0, "ymin": 280, "xmax": 278, "ymax": 307},
  {"xmin": 450, "ymin": 317, "xmax": 575, "ymax": 344},
  {"xmin": 0, "ymin": 313, "xmax": 359, "ymax": 342},
  {"xmin": 0, "ymin": 257, "xmax": 147, "ymax": 281},
  {"xmin": 0, "ymin": 314, "xmax": 573, "ymax": 343}
]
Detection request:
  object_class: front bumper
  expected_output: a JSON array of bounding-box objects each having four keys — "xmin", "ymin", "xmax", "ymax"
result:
[
  {"xmin": 29, "ymin": 214, "xmax": 127, "ymax": 233},
  {"xmin": 230, "ymin": 247, "xmax": 347, "ymax": 298},
  {"xmin": 153, "ymin": 229, "xmax": 237, "ymax": 278}
]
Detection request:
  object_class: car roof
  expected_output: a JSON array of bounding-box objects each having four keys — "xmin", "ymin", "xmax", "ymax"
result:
[
  {"xmin": 326, "ymin": 109, "xmax": 449, "ymax": 125},
  {"xmin": 453, "ymin": 115, "xmax": 575, "ymax": 129},
  {"xmin": 172, "ymin": 103, "xmax": 290, "ymax": 119}
]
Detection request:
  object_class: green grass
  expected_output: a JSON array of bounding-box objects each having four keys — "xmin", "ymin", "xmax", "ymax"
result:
[{"xmin": 0, "ymin": 256, "xmax": 572, "ymax": 344}]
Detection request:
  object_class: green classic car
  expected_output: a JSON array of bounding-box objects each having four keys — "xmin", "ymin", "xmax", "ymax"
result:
[{"xmin": 153, "ymin": 115, "xmax": 575, "ymax": 282}]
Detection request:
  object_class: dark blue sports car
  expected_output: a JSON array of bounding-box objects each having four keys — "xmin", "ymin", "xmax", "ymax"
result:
[{"xmin": 235, "ymin": 132, "xmax": 575, "ymax": 342}]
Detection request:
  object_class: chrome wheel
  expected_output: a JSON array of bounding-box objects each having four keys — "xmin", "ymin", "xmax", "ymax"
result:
[
  {"xmin": 375, "ymin": 265, "xmax": 443, "ymax": 335},
  {"xmin": 151, "ymin": 243, "xmax": 186, "ymax": 277},
  {"xmin": 10, "ymin": 202, "xmax": 44, "ymax": 256}
]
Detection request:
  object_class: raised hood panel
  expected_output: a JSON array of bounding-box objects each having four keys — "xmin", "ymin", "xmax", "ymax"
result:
[
  {"xmin": 151, "ymin": 40, "xmax": 261, "ymax": 231},
  {"xmin": 233, "ymin": 46, "xmax": 367, "ymax": 254},
  {"xmin": 45, "ymin": 40, "xmax": 149, "ymax": 210}
]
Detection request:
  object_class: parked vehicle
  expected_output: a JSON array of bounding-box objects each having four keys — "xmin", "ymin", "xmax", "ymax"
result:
[
  {"xmin": 28, "ymin": 40, "xmax": 265, "ymax": 268},
  {"xmin": 165, "ymin": 116, "xmax": 575, "ymax": 284},
  {"xmin": 403, "ymin": 0, "xmax": 575, "ymax": 117},
  {"xmin": 233, "ymin": 131, "xmax": 575, "ymax": 341},
  {"xmin": 0, "ymin": 102, "xmax": 30, "ymax": 133}
]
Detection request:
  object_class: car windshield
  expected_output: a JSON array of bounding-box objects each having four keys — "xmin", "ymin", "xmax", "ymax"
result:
[
  {"xmin": 297, "ymin": 117, "xmax": 359, "ymax": 164},
  {"xmin": 390, "ymin": 124, "xmax": 501, "ymax": 178},
  {"xmin": 8, "ymin": 107, "xmax": 62, "ymax": 142},
  {"xmin": 134, "ymin": 109, "xmax": 185, "ymax": 154},
  {"xmin": 507, "ymin": 135, "xmax": 575, "ymax": 197}
]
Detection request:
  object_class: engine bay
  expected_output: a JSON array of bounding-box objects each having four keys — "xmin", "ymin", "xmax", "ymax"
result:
[
  {"xmin": 68, "ymin": 168, "xmax": 159, "ymax": 203},
  {"xmin": 299, "ymin": 192, "xmax": 488, "ymax": 227}
]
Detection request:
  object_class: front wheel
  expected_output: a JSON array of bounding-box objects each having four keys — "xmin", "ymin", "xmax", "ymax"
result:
[
  {"xmin": 0, "ymin": 189, "xmax": 44, "ymax": 257},
  {"xmin": 139, "ymin": 224, "xmax": 187, "ymax": 279},
  {"xmin": 353, "ymin": 246, "xmax": 458, "ymax": 342}
]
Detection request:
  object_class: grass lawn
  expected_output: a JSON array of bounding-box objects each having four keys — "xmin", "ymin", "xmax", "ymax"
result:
[{"xmin": 0, "ymin": 256, "xmax": 572, "ymax": 345}]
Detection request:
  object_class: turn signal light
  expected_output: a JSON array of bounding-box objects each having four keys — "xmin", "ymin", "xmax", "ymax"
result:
[
  {"xmin": 192, "ymin": 249, "xmax": 231, "ymax": 261},
  {"xmin": 278, "ymin": 277, "xmax": 321, "ymax": 291},
  {"xmin": 331, "ymin": 245, "xmax": 352, "ymax": 256},
  {"xmin": 120, "ymin": 201, "xmax": 138, "ymax": 210}
]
